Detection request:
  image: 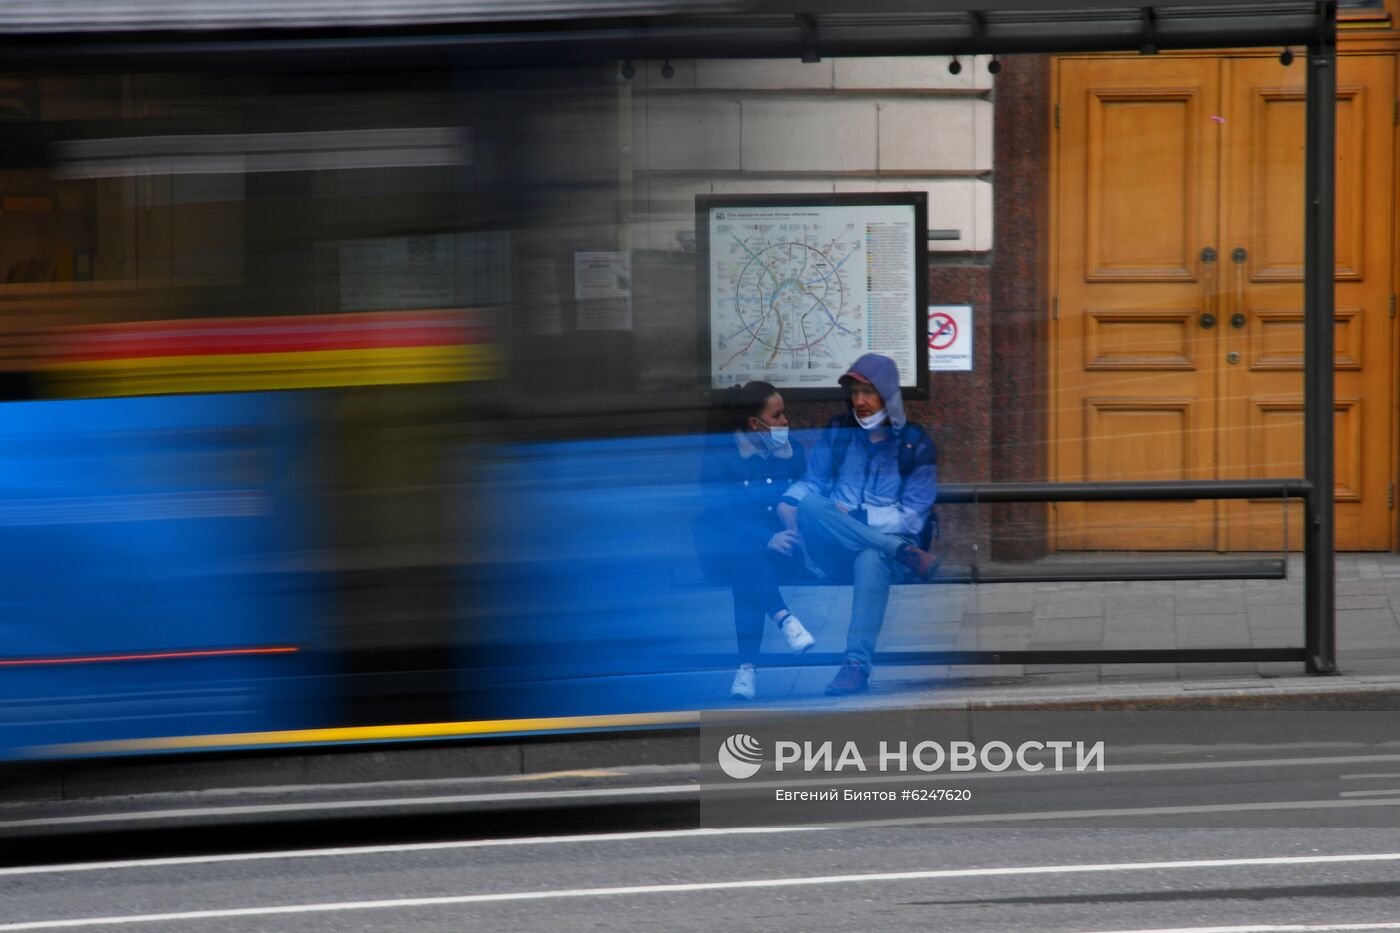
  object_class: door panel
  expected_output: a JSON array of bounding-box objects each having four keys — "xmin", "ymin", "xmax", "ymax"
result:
[
  {"xmin": 1242, "ymin": 82, "xmax": 1368, "ymax": 280},
  {"xmin": 1220, "ymin": 55, "xmax": 1394, "ymax": 551},
  {"xmin": 1053, "ymin": 53, "xmax": 1395, "ymax": 552},
  {"xmin": 1086, "ymin": 91, "xmax": 1205, "ymax": 279},
  {"xmin": 1084, "ymin": 309, "xmax": 1196, "ymax": 369},
  {"xmin": 1055, "ymin": 58, "xmax": 1220, "ymax": 550}
]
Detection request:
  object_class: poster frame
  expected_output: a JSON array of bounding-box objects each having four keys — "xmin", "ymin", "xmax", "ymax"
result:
[{"xmin": 696, "ymin": 191, "xmax": 928, "ymax": 401}]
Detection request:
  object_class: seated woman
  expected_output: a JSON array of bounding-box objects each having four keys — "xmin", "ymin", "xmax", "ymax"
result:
[{"xmin": 695, "ymin": 381, "xmax": 816, "ymax": 700}]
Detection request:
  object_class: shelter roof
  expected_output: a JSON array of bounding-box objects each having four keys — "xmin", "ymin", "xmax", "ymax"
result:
[{"xmin": 0, "ymin": 1, "xmax": 1334, "ymax": 70}]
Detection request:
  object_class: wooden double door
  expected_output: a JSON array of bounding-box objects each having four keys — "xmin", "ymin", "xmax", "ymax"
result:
[{"xmin": 1053, "ymin": 54, "xmax": 1396, "ymax": 551}]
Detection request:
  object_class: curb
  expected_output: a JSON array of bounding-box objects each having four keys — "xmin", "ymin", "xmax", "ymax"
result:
[{"xmin": 4, "ymin": 676, "xmax": 1400, "ymax": 806}]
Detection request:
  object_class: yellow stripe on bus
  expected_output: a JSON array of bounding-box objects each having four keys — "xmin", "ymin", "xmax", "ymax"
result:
[
  {"xmin": 25, "ymin": 711, "xmax": 700, "ymax": 757},
  {"xmin": 43, "ymin": 344, "xmax": 503, "ymax": 397}
]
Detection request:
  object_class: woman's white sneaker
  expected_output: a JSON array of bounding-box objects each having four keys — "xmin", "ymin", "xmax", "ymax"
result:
[
  {"xmin": 731, "ymin": 663, "xmax": 756, "ymax": 700},
  {"xmin": 779, "ymin": 615, "xmax": 815, "ymax": 653}
]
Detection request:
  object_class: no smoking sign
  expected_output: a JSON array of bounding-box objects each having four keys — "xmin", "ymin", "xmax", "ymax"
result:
[
  {"xmin": 927, "ymin": 305, "xmax": 973, "ymax": 372},
  {"xmin": 928, "ymin": 313, "xmax": 958, "ymax": 350}
]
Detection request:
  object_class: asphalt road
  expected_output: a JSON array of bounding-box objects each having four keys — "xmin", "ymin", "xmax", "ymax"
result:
[
  {"xmin": 2, "ymin": 822, "xmax": 1400, "ymax": 932},
  {"xmin": 5, "ymin": 751, "xmax": 1400, "ymax": 932}
]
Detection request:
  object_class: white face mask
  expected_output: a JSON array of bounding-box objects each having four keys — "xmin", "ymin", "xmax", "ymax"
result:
[
  {"xmin": 855, "ymin": 409, "xmax": 889, "ymax": 431},
  {"xmin": 760, "ymin": 424, "xmax": 789, "ymax": 449}
]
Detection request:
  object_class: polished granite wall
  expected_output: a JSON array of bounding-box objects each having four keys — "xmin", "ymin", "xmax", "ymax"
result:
[{"xmin": 785, "ymin": 55, "xmax": 1051, "ymax": 565}]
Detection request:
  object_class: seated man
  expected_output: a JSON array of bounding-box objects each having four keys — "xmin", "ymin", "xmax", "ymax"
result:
[{"xmin": 776, "ymin": 352, "xmax": 939, "ymax": 696}]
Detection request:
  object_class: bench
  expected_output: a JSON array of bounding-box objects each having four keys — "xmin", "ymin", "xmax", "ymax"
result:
[{"xmin": 489, "ymin": 438, "xmax": 1306, "ymax": 674}]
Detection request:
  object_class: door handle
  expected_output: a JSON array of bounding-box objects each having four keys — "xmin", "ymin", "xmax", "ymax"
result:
[
  {"xmin": 1201, "ymin": 247, "xmax": 1218, "ymax": 331},
  {"xmin": 1230, "ymin": 246, "xmax": 1248, "ymax": 330}
]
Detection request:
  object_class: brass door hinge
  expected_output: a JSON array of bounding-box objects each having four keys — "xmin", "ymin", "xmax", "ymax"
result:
[
  {"xmin": 1053, "ymin": 295, "xmax": 1059, "ymax": 319},
  {"xmin": 1390, "ymin": 293, "xmax": 1396, "ymax": 318},
  {"xmin": 1389, "ymin": 485, "xmax": 1395, "ymax": 510},
  {"xmin": 1055, "ymin": 102, "xmax": 1061, "ymax": 130}
]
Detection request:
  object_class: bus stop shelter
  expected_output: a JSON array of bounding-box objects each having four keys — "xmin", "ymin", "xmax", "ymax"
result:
[{"xmin": 0, "ymin": 0, "xmax": 1344, "ymax": 673}]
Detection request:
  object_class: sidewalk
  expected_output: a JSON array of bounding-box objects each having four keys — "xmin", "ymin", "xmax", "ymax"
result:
[{"xmin": 734, "ymin": 553, "xmax": 1400, "ymax": 708}]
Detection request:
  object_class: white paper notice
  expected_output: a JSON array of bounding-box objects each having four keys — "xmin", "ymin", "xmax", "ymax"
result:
[
  {"xmin": 575, "ymin": 251, "xmax": 633, "ymax": 331},
  {"xmin": 928, "ymin": 305, "xmax": 973, "ymax": 372}
]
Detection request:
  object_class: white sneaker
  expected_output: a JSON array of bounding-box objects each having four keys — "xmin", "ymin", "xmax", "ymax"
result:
[
  {"xmin": 779, "ymin": 614, "xmax": 815, "ymax": 653},
  {"xmin": 731, "ymin": 664, "xmax": 756, "ymax": 700}
]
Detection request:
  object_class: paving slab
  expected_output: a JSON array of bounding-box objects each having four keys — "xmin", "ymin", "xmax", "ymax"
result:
[{"xmin": 1033, "ymin": 593, "xmax": 1105, "ymax": 619}]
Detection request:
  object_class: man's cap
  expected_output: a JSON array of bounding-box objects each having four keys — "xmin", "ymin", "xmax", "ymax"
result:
[{"xmin": 839, "ymin": 370, "xmax": 872, "ymax": 385}]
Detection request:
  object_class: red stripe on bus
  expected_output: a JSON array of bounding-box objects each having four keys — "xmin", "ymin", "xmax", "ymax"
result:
[
  {"xmin": 0, "ymin": 646, "xmax": 299, "ymax": 666},
  {"xmin": 52, "ymin": 312, "xmax": 491, "ymax": 362}
]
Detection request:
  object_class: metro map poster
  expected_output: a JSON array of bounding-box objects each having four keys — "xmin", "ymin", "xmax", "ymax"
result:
[{"xmin": 699, "ymin": 193, "xmax": 928, "ymax": 396}]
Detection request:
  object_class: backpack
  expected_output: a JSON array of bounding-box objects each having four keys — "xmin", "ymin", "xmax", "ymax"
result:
[{"xmin": 826, "ymin": 414, "xmax": 940, "ymax": 551}]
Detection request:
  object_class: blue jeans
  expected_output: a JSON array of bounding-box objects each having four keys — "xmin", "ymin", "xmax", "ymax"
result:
[{"xmin": 796, "ymin": 494, "xmax": 914, "ymax": 673}]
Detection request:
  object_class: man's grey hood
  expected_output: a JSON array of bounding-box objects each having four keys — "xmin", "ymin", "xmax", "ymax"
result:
[{"xmin": 842, "ymin": 352, "xmax": 906, "ymax": 430}]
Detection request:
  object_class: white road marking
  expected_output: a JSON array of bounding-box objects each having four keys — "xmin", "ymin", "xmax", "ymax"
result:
[
  {"xmin": 1340, "ymin": 789, "xmax": 1400, "ymax": 798},
  {"xmin": 849, "ymin": 795, "xmax": 1400, "ymax": 826},
  {"xmin": 753, "ymin": 753, "xmax": 1400, "ymax": 788},
  {"xmin": 1340, "ymin": 773, "xmax": 1400, "ymax": 780},
  {"xmin": 3, "ymin": 852, "xmax": 1400, "ymax": 930},
  {"xmin": 37, "ymin": 764, "xmax": 692, "ymax": 802},
  {"xmin": 0, "ymin": 825, "xmax": 820, "ymax": 877},
  {"xmin": 8, "ymin": 786, "xmax": 1400, "ymax": 837},
  {"xmin": 1080, "ymin": 918, "xmax": 1400, "ymax": 924},
  {"xmin": 10, "ymin": 750, "xmax": 1400, "ymax": 832}
]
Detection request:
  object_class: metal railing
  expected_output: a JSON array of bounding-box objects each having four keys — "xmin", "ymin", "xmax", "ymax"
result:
[{"xmin": 744, "ymin": 478, "xmax": 1327, "ymax": 673}]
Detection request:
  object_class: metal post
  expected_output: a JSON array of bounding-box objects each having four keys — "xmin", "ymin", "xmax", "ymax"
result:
[{"xmin": 1304, "ymin": 9, "xmax": 1338, "ymax": 674}]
